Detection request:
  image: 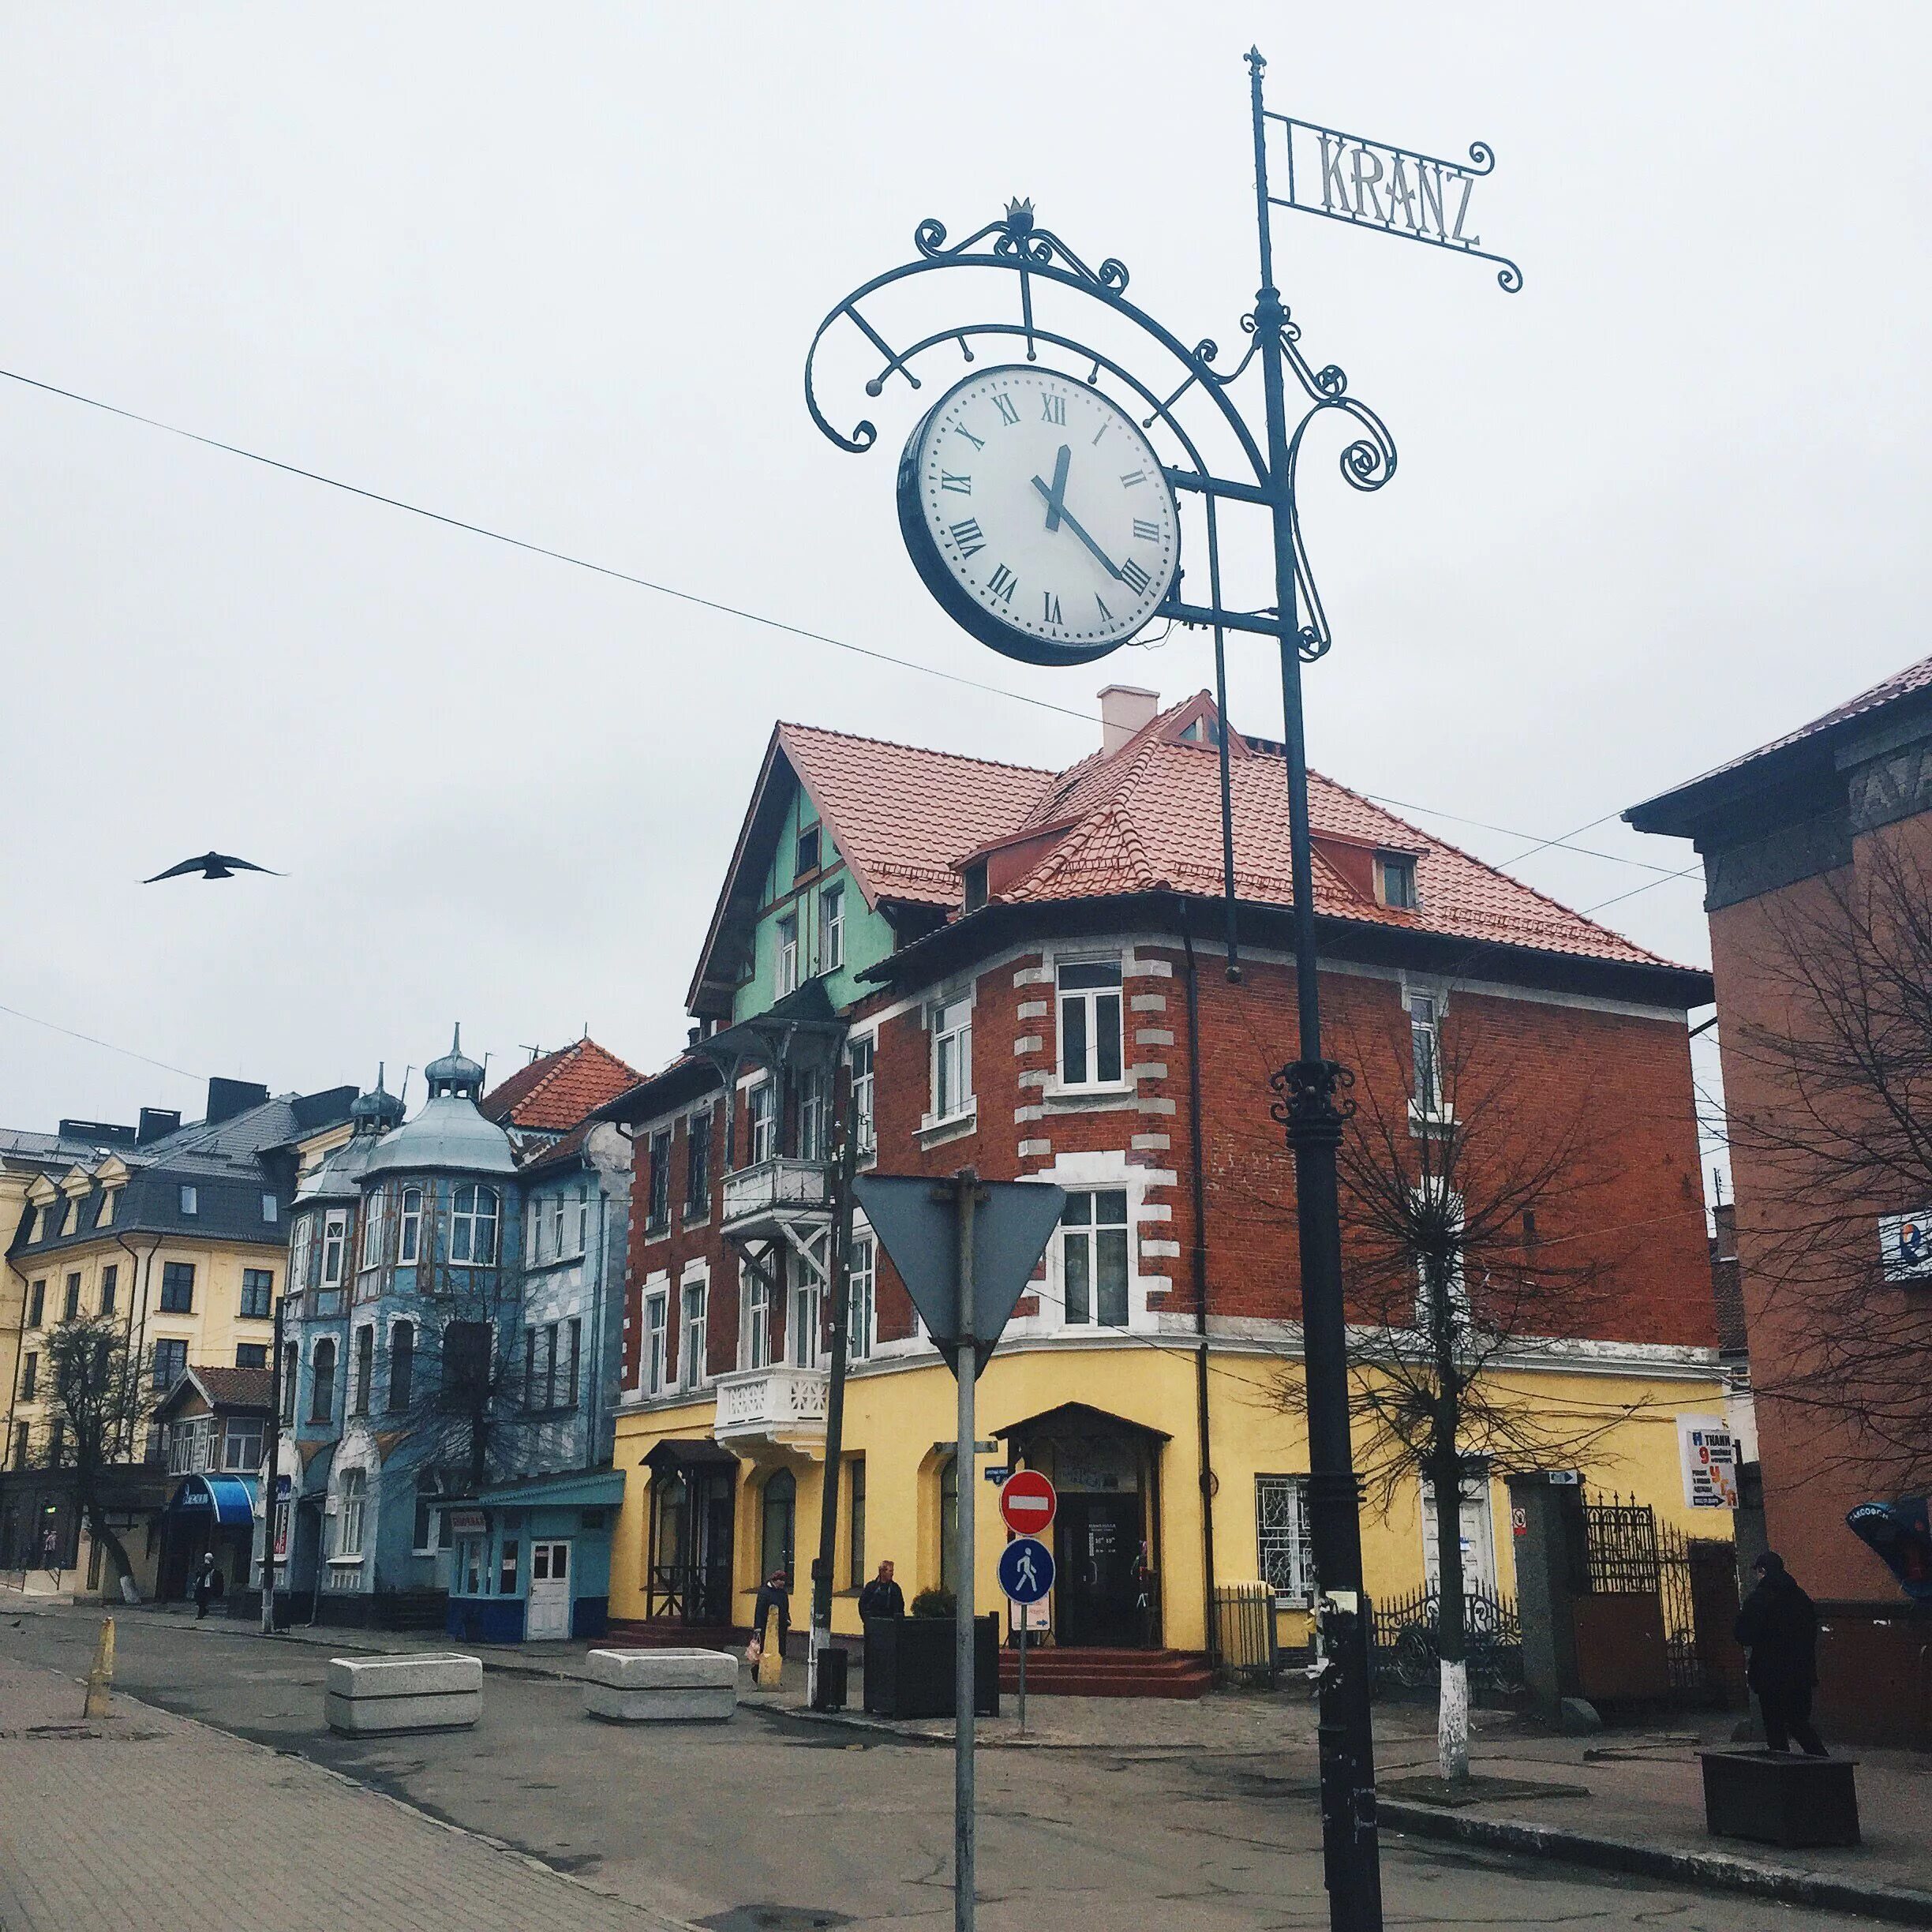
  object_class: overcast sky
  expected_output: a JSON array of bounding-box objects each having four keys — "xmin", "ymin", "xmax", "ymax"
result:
[{"xmin": 2, "ymin": 4, "xmax": 1924, "ymax": 1160}]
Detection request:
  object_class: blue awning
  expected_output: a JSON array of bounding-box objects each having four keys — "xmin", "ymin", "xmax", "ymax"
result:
[
  {"xmin": 477, "ymin": 1469, "xmax": 627, "ymax": 1511},
  {"xmin": 168, "ymin": 1474, "xmax": 259, "ymax": 1526}
]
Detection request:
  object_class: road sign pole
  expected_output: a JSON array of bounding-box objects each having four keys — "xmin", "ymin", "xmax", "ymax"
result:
[
  {"xmin": 1017, "ymin": 1621, "xmax": 1026, "ymax": 1735},
  {"xmin": 951, "ymin": 1167, "xmax": 978, "ymax": 1932}
]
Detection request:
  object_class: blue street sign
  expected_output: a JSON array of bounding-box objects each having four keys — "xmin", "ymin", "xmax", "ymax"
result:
[{"xmin": 998, "ymin": 1536, "xmax": 1054, "ymax": 1605}]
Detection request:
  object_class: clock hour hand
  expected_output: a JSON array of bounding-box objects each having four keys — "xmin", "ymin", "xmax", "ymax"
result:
[
  {"xmin": 1032, "ymin": 473, "xmax": 1124, "ymax": 579},
  {"xmin": 1039, "ymin": 444, "xmax": 1071, "ymax": 532}
]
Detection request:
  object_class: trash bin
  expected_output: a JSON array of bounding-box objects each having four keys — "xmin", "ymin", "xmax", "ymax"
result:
[{"xmin": 811, "ymin": 1643, "xmax": 849, "ymax": 1712}]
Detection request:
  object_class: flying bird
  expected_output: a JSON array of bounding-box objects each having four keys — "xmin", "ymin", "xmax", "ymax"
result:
[{"xmin": 143, "ymin": 851, "xmax": 285, "ymax": 883}]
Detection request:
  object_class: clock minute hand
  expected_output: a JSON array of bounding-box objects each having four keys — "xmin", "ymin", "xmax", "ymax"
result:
[
  {"xmin": 1031, "ymin": 474, "xmax": 1124, "ymax": 580},
  {"xmin": 1040, "ymin": 444, "xmax": 1071, "ymax": 532}
]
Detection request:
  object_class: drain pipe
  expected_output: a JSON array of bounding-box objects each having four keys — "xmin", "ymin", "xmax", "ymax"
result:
[{"xmin": 1178, "ymin": 904, "xmax": 1220, "ymax": 1668}]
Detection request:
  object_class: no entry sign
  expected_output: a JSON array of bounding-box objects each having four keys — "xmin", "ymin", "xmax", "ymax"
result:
[{"xmin": 999, "ymin": 1470, "xmax": 1057, "ymax": 1537}]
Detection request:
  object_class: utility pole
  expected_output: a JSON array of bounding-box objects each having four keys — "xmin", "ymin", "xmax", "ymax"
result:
[
  {"xmin": 260, "ymin": 1294, "xmax": 282, "ymax": 1634},
  {"xmin": 807, "ymin": 1114, "xmax": 859, "ymax": 1706},
  {"xmin": 1249, "ymin": 48, "xmax": 1383, "ymax": 1931},
  {"xmin": 949, "ymin": 1166, "xmax": 983, "ymax": 1932}
]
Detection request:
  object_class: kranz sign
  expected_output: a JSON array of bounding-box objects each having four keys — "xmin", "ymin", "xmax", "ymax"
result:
[{"xmin": 1266, "ymin": 112, "xmax": 1522, "ymax": 293}]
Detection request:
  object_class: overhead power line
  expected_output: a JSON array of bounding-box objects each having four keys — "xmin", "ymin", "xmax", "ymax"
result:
[
  {"xmin": 0, "ymin": 998, "xmax": 202, "ymax": 1081},
  {"xmin": 0, "ymin": 363, "xmax": 1706, "ymax": 896}
]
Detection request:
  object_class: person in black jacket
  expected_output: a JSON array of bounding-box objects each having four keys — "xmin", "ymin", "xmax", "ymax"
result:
[
  {"xmin": 751, "ymin": 1569, "xmax": 791, "ymax": 1661},
  {"xmin": 858, "ymin": 1559, "xmax": 905, "ymax": 1623},
  {"xmin": 1735, "ymin": 1551, "xmax": 1826, "ymax": 1755}
]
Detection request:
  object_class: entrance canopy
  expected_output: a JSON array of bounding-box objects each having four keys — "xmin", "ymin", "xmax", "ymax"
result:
[
  {"xmin": 167, "ymin": 1474, "xmax": 259, "ymax": 1526},
  {"xmin": 642, "ymin": 1438, "xmax": 739, "ymax": 1476},
  {"xmin": 994, "ymin": 1401, "xmax": 1172, "ymax": 1445},
  {"xmin": 479, "ymin": 1470, "xmax": 627, "ymax": 1511}
]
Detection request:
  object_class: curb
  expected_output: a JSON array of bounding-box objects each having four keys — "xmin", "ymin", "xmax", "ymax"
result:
[{"xmin": 1380, "ymin": 1800, "xmax": 1932, "ymax": 1928}]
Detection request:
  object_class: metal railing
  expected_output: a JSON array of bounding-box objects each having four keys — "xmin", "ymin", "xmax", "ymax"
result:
[
  {"xmin": 1212, "ymin": 1582, "xmax": 1280, "ymax": 1687},
  {"xmin": 1370, "ymin": 1584, "xmax": 1523, "ymax": 1698},
  {"xmin": 721, "ymin": 1157, "xmax": 833, "ymax": 1228}
]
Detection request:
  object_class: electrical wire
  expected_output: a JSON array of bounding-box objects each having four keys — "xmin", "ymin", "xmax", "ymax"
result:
[{"xmin": 0, "ymin": 998, "xmax": 201, "ymax": 1081}]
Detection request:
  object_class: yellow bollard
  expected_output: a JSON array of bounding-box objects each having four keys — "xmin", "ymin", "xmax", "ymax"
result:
[
  {"xmin": 83, "ymin": 1616, "xmax": 115, "ymax": 1719},
  {"xmin": 757, "ymin": 1604, "xmax": 784, "ymax": 1690}
]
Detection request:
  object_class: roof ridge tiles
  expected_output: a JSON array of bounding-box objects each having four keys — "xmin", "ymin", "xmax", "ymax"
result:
[{"xmin": 777, "ymin": 718, "xmax": 1057, "ymax": 779}]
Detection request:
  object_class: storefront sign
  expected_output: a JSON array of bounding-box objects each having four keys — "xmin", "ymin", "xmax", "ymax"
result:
[
  {"xmin": 1676, "ymin": 1414, "xmax": 1740, "ymax": 1510},
  {"xmin": 448, "ymin": 1509, "xmax": 488, "ymax": 1537},
  {"xmin": 1878, "ymin": 1207, "xmax": 1932, "ymax": 1282}
]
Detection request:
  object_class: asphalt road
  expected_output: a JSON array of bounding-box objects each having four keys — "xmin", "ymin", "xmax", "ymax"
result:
[{"xmin": 0, "ymin": 1605, "xmax": 1878, "ymax": 1931}]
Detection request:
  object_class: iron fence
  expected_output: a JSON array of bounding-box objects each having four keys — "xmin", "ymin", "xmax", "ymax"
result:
[
  {"xmin": 1369, "ymin": 1583, "xmax": 1522, "ymax": 1698},
  {"xmin": 1582, "ymin": 1492, "xmax": 1739, "ymax": 1702},
  {"xmin": 1212, "ymin": 1581, "xmax": 1279, "ymax": 1687}
]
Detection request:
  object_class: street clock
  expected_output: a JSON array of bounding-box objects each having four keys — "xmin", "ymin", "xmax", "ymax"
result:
[{"xmin": 897, "ymin": 364, "xmax": 1180, "ymax": 667}]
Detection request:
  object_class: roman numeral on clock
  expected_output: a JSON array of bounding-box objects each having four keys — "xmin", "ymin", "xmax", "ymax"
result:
[
  {"xmin": 949, "ymin": 518, "xmax": 986, "ymax": 558},
  {"xmin": 987, "ymin": 563, "xmax": 1018, "ymax": 605},
  {"xmin": 1095, "ymin": 593, "xmax": 1114, "ymax": 623},
  {"xmin": 1040, "ymin": 391, "xmax": 1066, "ymax": 425},
  {"xmin": 953, "ymin": 423, "xmax": 987, "ymax": 451},
  {"xmin": 940, "ymin": 472, "xmax": 972, "ymax": 495},
  {"xmin": 1121, "ymin": 558, "xmax": 1152, "ymax": 595},
  {"xmin": 1133, "ymin": 519, "xmax": 1161, "ymax": 541},
  {"xmin": 1043, "ymin": 590, "xmax": 1063, "ymax": 625},
  {"xmin": 1120, "ymin": 468, "xmax": 1148, "ymax": 489},
  {"xmin": 991, "ymin": 392, "xmax": 1020, "ymax": 426}
]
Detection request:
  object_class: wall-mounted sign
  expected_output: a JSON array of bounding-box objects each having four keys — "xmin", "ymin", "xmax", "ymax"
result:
[
  {"xmin": 448, "ymin": 1509, "xmax": 488, "ymax": 1537},
  {"xmin": 1878, "ymin": 1208, "xmax": 1932, "ymax": 1282},
  {"xmin": 1676, "ymin": 1414, "xmax": 1740, "ymax": 1511}
]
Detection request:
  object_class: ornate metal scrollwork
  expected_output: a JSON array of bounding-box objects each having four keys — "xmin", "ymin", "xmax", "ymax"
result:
[{"xmin": 1268, "ymin": 1058, "xmax": 1358, "ymax": 1147}]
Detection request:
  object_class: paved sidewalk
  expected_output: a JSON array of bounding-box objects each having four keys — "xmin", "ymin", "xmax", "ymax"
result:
[{"xmin": 0, "ymin": 1653, "xmax": 691, "ymax": 1932}]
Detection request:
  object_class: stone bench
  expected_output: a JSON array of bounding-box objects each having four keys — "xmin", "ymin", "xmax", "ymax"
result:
[
  {"xmin": 324, "ymin": 1653, "xmax": 483, "ymax": 1735},
  {"xmin": 582, "ymin": 1646, "xmax": 737, "ymax": 1723}
]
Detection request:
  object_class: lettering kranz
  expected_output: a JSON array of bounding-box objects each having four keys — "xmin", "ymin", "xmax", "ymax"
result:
[{"xmin": 1316, "ymin": 130, "xmax": 1479, "ymax": 248}]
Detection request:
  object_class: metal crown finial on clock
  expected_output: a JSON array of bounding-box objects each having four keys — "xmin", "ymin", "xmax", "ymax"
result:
[{"xmin": 1004, "ymin": 197, "xmax": 1035, "ymax": 234}]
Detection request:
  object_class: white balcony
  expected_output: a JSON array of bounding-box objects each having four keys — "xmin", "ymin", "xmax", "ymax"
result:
[
  {"xmin": 720, "ymin": 1156, "xmax": 832, "ymax": 1241},
  {"xmin": 713, "ymin": 1364, "xmax": 829, "ymax": 1457}
]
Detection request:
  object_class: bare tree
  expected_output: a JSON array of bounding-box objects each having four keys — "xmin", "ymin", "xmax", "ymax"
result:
[
  {"xmin": 1717, "ymin": 832, "xmax": 1932, "ymax": 1494},
  {"xmin": 41, "ymin": 1316, "xmax": 139, "ymax": 1593},
  {"xmin": 1272, "ymin": 994, "xmax": 1643, "ymax": 1782}
]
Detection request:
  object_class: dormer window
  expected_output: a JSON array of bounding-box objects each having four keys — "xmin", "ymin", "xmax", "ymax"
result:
[
  {"xmin": 1178, "ymin": 714, "xmax": 1223, "ymax": 747},
  {"xmin": 962, "ymin": 862, "xmax": 989, "ymax": 914},
  {"xmin": 96, "ymin": 1190, "xmax": 116, "ymax": 1229},
  {"xmin": 60, "ymin": 1200, "xmax": 77, "ymax": 1236},
  {"xmin": 796, "ymin": 824, "xmax": 822, "ymax": 878},
  {"xmin": 1376, "ymin": 852, "xmax": 1418, "ymax": 910},
  {"xmin": 28, "ymin": 1205, "xmax": 47, "ymax": 1243},
  {"xmin": 179, "ymin": 1185, "xmax": 199, "ymax": 1217}
]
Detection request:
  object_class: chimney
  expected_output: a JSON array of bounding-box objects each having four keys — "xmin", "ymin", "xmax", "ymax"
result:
[
  {"xmin": 1099, "ymin": 684, "xmax": 1159, "ymax": 756},
  {"xmin": 206, "ymin": 1077, "xmax": 270, "ymax": 1125},
  {"xmin": 137, "ymin": 1107, "xmax": 182, "ymax": 1145}
]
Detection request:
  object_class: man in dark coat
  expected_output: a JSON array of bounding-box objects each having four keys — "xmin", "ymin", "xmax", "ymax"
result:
[
  {"xmin": 1735, "ymin": 1551, "xmax": 1826, "ymax": 1755},
  {"xmin": 752, "ymin": 1569, "xmax": 791, "ymax": 1659},
  {"xmin": 858, "ymin": 1559, "xmax": 905, "ymax": 1624}
]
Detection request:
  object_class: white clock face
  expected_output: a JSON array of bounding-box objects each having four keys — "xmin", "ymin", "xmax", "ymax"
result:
[{"xmin": 899, "ymin": 365, "xmax": 1180, "ymax": 664}]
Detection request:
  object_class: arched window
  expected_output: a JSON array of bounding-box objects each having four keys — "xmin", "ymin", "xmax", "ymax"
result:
[
  {"xmin": 388, "ymin": 1322, "xmax": 414, "ymax": 1413},
  {"xmin": 761, "ymin": 1469, "xmax": 796, "ymax": 1584},
  {"xmin": 289, "ymin": 1214, "xmax": 315, "ymax": 1294},
  {"xmin": 336, "ymin": 1468, "xmax": 366, "ymax": 1557},
  {"xmin": 309, "ymin": 1337, "xmax": 336, "ymax": 1424},
  {"xmin": 397, "ymin": 1187, "xmax": 422, "ymax": 1265},
  {"xmin": 351, "ymin": 1327, "xmax": 374, "ymax": 1415},
  {"xmin": 451, "ymin": 1185, "xmax": 500, "ymax": 1266},
  {"xmin": 939, "ymin": 1456, "xmax": 960, "ymax": 1595},
  {"xmin": 361, "ymin": 1189, "xmax": 388, "ymax": 1269}
]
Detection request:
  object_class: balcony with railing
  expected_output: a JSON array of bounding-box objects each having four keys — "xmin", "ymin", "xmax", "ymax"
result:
[
  {"xmin": 720, "ymin": 1156, "xmax": 832, "ymax": 1241},
  {"xmin": 713, "ymin": 1362, "xmax": 829, "ymax": 1455}
]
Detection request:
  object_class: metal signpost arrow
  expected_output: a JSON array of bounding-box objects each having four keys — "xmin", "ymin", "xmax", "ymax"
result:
[{"xmin": 852, "ymin": 1168, "xmax": 1065, "ymax": 1932}]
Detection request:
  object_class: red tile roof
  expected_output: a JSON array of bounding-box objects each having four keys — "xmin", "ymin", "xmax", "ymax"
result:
[
  {"xmin": 794, "ymin": 694, "xmax": 1681, "ymax": 972},
  {"xmin": 481, "ymin": 1039, "xmax": 642, "ymax": 1133},
  {"xmin": 188, "ymin": 1366, "xmax": 275, "ymax": 1410},
  {"xmin": 777, "ymin": 722, "xmax": 1055, "ymax": 905}
]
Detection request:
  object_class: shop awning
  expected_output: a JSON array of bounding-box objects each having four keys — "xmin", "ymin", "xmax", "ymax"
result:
[
  {"xmin": 167, "ymin": 1474, "xmax": 260, "ymax": 1526},
  {"xmin": 642, "ymin": 1438, "xmax": 739, "ymax": 1473},
  {"xmin": 478, "ymin": 1469, "xmax": 627, "ymax": 1511}
]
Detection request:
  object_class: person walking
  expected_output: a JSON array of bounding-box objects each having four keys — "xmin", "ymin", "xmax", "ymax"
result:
[
  {"xmin": 1735, "ymin": 1550, "xmax": 1826, "ymax": 1755},
  {"xmin": 750, "ymin": 1569, "xmax": 790, "ymax": 1687},
  {"xmin": 192, "ymin": 1552, "xmax": 220, "ymax": 1621},
  {"xmin": 857, "ymin": 1559, "xmax": 904, "ymax": 1623}
]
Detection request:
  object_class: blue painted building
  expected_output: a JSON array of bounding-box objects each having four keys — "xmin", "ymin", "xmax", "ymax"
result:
[{"xmin": 268, "ymin": 1031, "xmax": 636, "ymax": 1639}]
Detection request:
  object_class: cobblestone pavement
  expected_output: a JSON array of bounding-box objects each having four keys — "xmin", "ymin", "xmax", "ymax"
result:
[
  {"xmin": 0, "ymin": 1652, "xmax": 690, "ymax": 1932},
  {"xmin": 0, "ymin": 1605, "xmax": 1908, "ymax": 1931}
]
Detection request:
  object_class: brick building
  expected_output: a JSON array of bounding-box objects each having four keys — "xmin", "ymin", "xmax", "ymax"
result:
[
  {"xmin": 1631, "ymin": 656, "xmax": 1932, "ymax": 1741},
  {"xmin": 607, "ymin": 688, "xmax": 1724, "ymax": 1668}
]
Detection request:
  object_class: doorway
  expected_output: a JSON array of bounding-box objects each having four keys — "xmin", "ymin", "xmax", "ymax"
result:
[
  {"xmin": 1055, "ymin": 1493, "xmax": 1148, "ymax": 1646},
  {"xmin": 526, "ymin": 1539, "xmax": 571, "ymax": 1639}
]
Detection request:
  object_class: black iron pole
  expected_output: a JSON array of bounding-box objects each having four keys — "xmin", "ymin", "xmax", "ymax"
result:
[
  {"xmin": 1248, "ymin": 47, "xmax": 1383, "ymax": 1932},
  {"xmin": 809, "ymin": 1108, "xmax": 859, "ymax": 1706},
  {"xmin": 260, "ymin": 1294, "xmax": 283, "ymax": 1634}
]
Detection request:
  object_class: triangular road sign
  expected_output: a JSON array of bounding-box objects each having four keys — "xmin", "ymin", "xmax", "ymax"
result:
[{"xmin": 854, "ymin": 1170, "xmax": 1066, "ymax": 1379}]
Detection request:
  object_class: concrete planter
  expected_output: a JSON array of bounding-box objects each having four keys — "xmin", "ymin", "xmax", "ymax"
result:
[
  {"xmin": 582, "ymin": 1646, "xmax": 737, "ymax": 1722},
  {"xmin": 1698, "ymin": 1750, "xmax": 1860, "ymax": 1848},
  {"xmin": 324, "ymin": 1653, "xmax": 483, "ymax": 1735}
]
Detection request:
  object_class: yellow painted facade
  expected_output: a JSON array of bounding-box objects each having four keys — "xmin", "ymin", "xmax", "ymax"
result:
[{"xmin": 610, "ymin": 1339, "xmax": 1733, "ymax": 1652}]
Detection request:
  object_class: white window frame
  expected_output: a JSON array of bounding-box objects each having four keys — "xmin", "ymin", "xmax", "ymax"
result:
[
  {"xmin": 797, "ymin": 1068, "xmax": 828, "ymax": 1164},
  {"xmin": 777, "ymin": 913, "xmax": 799, "ymax": 995},
  {"xmin": 413, "ymin": 1472, "xmax": 444, "ymax": 1556},
  {"xmin": 680, "ymin": 1271, "xmax": 710, "ymax": 1391},
  {"xmin": 335, "ymin": 1468, "xmax": 367, "ymax": 1559},
  {"xmin": 549, "ymin": 1194, "xmax": 566, "ymax": 1261},
  {"xmin": 361, "ymin": 1189, "xmax": 388, "ymax": 1270},
  {"xmin": 221, "ymin": 1416, "xmax": 264, "ymax": 1473},
  {"xmin": 848, "ymin": 1232, "xmax": 876, "ymax": 1363},
  {"xmin": 848, "ymin": 1035, "xmax": 876, "ymax": 1161},
  {"xmin": 930, "ymin": 994, "xmax": 975, "ymax": 1124},
  {"xmin": 1256, "ymin": 1473, "xmax": 1314, "ymax": 1608},
  {"xmin": 320, "ymin": 1209, "xmax": 348, "ymax": 1289},
  {"xmin": 1419, "ymin": 1470, "xmax": 1498, "ymax": 1597},
  {"xmin": 744, "ymin": 1266, "xmax": 771, "ymax": 1371},
  {"xmin": 642, "ymin": 1286, "xmax": 669, "ymax": 1396},
  {"xmin": 179, "ymin": 1185, "xmax": 198, "ymax": 1216},
  {"xmin": 821, "ymin": 884, "xmax": 845, "ymax": 972},
  {"xmin": 1056, "ymin": 956, "xmax": 1127, "ymax": 1090},
  {"xmin": 748, "ymin": 1080, "xmax": 777, "ymax": 1166},
  {"xmin": 1055, "ymin": 1186, "xmax": 1133, "ymax": 1329},
  {"xmin": 397, "ymin": 1188, "xmax": 421, "ymax": 1265},
  {"xmin": 1406, "ymin": 984, "xmax": 1450, "ymax": 1126},
  {"xmin": 451, "ymin": 1185, "xmax": 500, "ymax": 1266},
  {"xmin": 1410, "ymin": 1181, "xmax": 1468, "ymax": 1330},
  {"xmin": 575, "ymin": 1191, "xmax": 591, "ymax": 1256},
  {"xmin": 261, "ymin": 1192, "xmax": 279, "ymax": 1225},
  {"xmin": 789, "ymin": 1270, "xmax": 823, "ymax": 1370}
]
